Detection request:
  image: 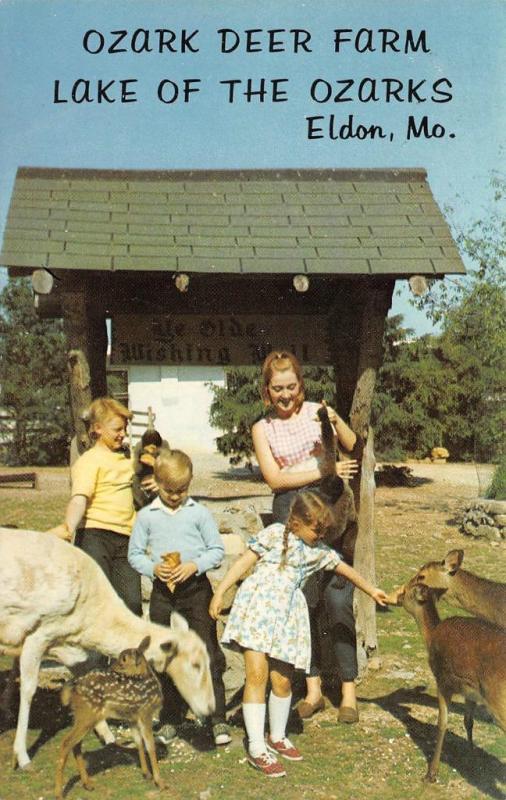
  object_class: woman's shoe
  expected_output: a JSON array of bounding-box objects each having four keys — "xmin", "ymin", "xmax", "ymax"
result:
[
  {"xmin": 297, "ymin": 697, "xmax": 325, "ymax": 719},
  {"xmin": 338, "ymin": 705, "xmax": 359, "ymax": 724}
]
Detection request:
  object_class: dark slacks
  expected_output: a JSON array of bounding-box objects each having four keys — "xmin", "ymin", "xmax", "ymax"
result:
[
  {"xmin": 150, "ymin": 575, "xmax": 227, "ymax": 725},
  {"xmin": 272, "ymin": 487, "xmax": 358, "ymax": 681},
  {"xmin": 77, "ymin": 527, "xmax": 142, "ymax": 616}
]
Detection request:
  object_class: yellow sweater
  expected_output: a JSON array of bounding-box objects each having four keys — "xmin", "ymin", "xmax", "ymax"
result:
[{"xmin": 71, "ymin": 445, "xmax": 135, "ymax": 536}]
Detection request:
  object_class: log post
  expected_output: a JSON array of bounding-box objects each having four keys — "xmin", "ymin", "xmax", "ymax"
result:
[
  {"xmin": 348, "ymin": 281, "xmax": 394, "ymax": 659},
  {"xmin": 61, "ymin": 279, "xmax": 108, "ymax": 454}
]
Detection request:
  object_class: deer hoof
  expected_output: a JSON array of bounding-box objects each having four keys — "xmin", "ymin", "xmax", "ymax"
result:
[{"xmin": 13, "ymin": 754, "xmax": 32, "ymax": 771}]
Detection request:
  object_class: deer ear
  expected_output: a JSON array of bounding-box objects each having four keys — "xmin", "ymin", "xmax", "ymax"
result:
[
  {"xmin": 138, "ymin": 636, "xmax": 150, "ymax": 654},
  {"xmin": 160, "ymin": 640, "xmax": 178, "ymax": 656},
  {"xmin": 414, "ymin": 584, "xmax": 429, "ymax": 603},
  {"xmin": 170, "ymin": 611, "xmax": 189, "ymax": 633},
  {"xmin": 444, "ymin": 549, "xmax": 463, "ymax": 574},
  {"xmin": 160, "ymin": 640, "xmax": 179, "ymax": 667}
]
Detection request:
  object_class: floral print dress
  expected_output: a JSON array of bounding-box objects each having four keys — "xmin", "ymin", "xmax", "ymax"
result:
[{"xmin": 221, "ymin": 523, "xmax": 341, "ymax": 672}]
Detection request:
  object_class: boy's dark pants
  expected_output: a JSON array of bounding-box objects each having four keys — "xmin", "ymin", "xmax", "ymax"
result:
[
  {"xmin": 150, "ymin": 574, "xmax": 227, "ymax": 726},
  {"xmin": 77, "ymin": 527, "xmax": 142, "ymax": 616}
]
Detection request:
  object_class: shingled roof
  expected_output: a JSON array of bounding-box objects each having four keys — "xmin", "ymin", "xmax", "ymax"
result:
[{"xmin": 0, "ymin": 167, "xmax": 465, "ymax": 277}]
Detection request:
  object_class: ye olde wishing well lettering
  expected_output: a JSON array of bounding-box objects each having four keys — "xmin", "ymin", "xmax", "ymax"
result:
[{"xmin": 111, "ymin": 314, "xmax": 331, "ymax": 366}]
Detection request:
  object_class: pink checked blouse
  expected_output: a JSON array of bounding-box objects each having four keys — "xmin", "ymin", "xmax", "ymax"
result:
[{"xmin": 259, "ymin": 401, "xmax": 323, "ymax": 468}]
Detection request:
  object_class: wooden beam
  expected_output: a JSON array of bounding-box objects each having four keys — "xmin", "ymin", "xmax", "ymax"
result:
[
  {"xmin": 350, "ymin": 282, "xmax": 394, "ymax": 434},
  {"xmin": 347, "ymin": 281, "xmax": 394, "ymax": 661},
  {"xmin": 61, "ymin": 283, "xmax": 108, "ymax": 453},
  {"xmin": 327, "ymin": 283, "xmax": 362, "ymax": 417}
]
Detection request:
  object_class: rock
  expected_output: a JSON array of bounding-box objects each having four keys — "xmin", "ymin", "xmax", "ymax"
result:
[
  {"xmin": 475, "ymin": 524, "xmax": 501, "ymax": 541},
  {"xmin": 367, "ymin": 656, "xmax": 382, "ymax": 670},
  {"xmin": 213, "ymin": 504, "xmax": 264, "ymax": 544},
  {"xmin": 387, "ymin": 669, "xmax": 416, "ymax": 680},
  {"xmin": 222, "ymin": 533, "xmax": 247, "ymax": 557},
  {"xmin": 431, "ymin": 447, "xmax": 449, "ymax": 461},
  {"xmin": 494, "ymin": 514, "xmax": 506, "ymax": 526},
  {"xmin": 466, "ymin": 499, "xmax": 506, "ymax": 515}
]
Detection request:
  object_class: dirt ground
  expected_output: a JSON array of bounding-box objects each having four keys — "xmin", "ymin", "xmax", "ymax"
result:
[{"xmin": 0, "ymin": 458, "xmax": 504, "ymax": 800}]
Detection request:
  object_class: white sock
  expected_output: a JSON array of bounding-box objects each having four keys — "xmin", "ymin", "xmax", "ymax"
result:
[
  {"xmin": 242, "ymin": 703, "xmax": 266, "ymax": 758},
  {"xmin": 268, "ymin": 692, "xmax": 292, "ymax": 742}
]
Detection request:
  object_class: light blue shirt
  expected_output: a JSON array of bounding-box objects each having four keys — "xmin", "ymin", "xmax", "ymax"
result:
[{"xmin": 128, "ymin": 496, "xmax": 224, "ymax": 579}]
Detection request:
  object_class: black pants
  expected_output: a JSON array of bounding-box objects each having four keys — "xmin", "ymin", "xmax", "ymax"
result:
[
  {"xmin": 272, "ymin": 487, "xmax": 358, "ymax": 682},
  {"xmin": 77, "ymin": 527, "xmax": 142, "ymax": 617},
  {"xmin": 150, "ymin": 575, "xmax": 227, "ymax": 726}
]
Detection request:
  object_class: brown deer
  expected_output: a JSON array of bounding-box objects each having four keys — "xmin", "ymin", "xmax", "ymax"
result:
[
  {"xmin": 388, "ymin": 581, "xmax": 506, "ymax": 782},
  {"xmin": 55, "ymin": 636, "xmax": 164, "ymax": 799},
  {"xmin": 413, "ymin": 549, "xmax": 506, "ymax": 628}
]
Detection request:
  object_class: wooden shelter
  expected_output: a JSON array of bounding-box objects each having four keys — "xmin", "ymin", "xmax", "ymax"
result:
[{"xmin": 0, "ymin": 165, "xmax": 465, "ymax": 659}]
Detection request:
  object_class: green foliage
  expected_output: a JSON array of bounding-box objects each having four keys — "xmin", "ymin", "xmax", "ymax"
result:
[
  {"xmin": 485, "ymin": 457, "xmax": 506, "ymax": 500},
  {"xmin": 412, "ymin": 171, "xmax": 506, "ymax": 323},
  {"xmin": 372, "ymin": 317, "xmax": 448, "ymax": 460},
  {"xmin": 375, "ymin": 176, "xmax": 506, "ymax": 463},
  {"xmin": 372, "ymin": 306, "xmax": 505, "ymax": 462},
  {"xmin": 437, "ymin": 280, "xmax": 505, "ymax": 461},
  {"xmin": 208, "ymin": 365, "xmax": 335, "ymax": 467},
  {"xmin": 208, "ymin": 367, "xmax": 262, "ymax": 467},
  {"xmin": 0, "ymin": 277, "xmax": 71, "ymax": 465}
]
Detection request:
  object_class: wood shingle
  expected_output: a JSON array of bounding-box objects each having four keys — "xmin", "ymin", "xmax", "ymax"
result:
[{"xmin": 0, "ymin": 167, "xmax": 465, "ymax": 278}]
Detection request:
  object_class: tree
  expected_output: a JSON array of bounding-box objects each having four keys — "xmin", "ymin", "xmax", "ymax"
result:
[
  {"xmin": 411, "ymin": 172, "xmax": 506, "ymax": 462},
  {"xmin": 413, "ymin": 172, "xmax": 505, "ymax": 322},
  {"xmin": 0, "ymin": 278, "xmax": 72, "ymax": 465},
  {"xmin": 437, "ymin": 280, "xmax": 505, "ymax": 461},
  {"xmin": 371, "ymin": 316, "xmax": 453, "ymax": 460}
]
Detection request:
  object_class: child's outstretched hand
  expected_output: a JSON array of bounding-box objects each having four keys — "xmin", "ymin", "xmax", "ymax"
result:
[
  {"xmin": 209, "ymin": 592, "xmax": 224, "ymax": 620},
  {"xmin": 371, "ymin": 588, "xmax": 389, "ymax": 606}
]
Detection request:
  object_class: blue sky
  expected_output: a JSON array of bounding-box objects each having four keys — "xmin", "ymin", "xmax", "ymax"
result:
[{"xmin": 0, "ymin": 0, "xmax": 504, "ymax": 334}]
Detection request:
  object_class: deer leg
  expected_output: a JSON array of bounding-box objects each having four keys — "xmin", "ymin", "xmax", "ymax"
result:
[
  {"xmin": 1, "ymin": 657, "xmax": 19, "ymax": 722},
  {"xmin": 55, "ymin": 715, "xmax": 96, "ymax": 799},
  {"xmin": 464, "ymin": 699, "xmax": 476, "ymax": 746},
  {"xmin": 13, "ymin": 635, "xmax": 49, "ymax": 769},
  {"xmin": 139, "ymin": 716, "xmax": 165, "ymax": 789},
  {"xmin": 425, "ymin": 690, "xmax": 449, "ymax": 783},
  {"xmin": 130, "ymin": 724, "xmax": 150, "ymax": 780},
  {"xmin": 73, "ymin": 741, "xmax": 95, "ymax": 792}
]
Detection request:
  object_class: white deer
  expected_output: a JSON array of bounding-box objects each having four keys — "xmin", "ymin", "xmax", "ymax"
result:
[{"xmin": 0, "ymin": 528, "xmax": 215, "ymax": 769}]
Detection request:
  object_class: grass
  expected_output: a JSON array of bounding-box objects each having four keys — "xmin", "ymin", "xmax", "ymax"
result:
[{"xmin": 0, "ymin": 466, "xmax": 505, "ymax": 800}]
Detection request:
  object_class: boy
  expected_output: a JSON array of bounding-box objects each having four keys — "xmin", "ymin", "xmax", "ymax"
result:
[
  {"xmin": 56, "ymin": 397, "xmax": 142, "ymax": 616},
  {"xmin": 128, "ymin": 449, "xmax": 231, "ymax": 746}
]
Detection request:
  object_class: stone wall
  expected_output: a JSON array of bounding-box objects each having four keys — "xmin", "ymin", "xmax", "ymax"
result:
[{"xmin": 460, "ymin": 499, "xmax": 506, "ymax": 542}]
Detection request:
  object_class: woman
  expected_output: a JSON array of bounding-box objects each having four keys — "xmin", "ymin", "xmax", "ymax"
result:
[{"xmin": 252, "ymin": 351, "xmax": 361, "ymax": 723}]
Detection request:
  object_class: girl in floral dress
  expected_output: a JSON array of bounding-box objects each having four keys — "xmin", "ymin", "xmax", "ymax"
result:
[{"xmin": 209, "ymin": 491, "xmax": 387, "ymax": 778}]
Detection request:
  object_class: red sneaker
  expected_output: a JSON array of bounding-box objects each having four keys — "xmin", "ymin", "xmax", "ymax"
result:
[
  {"xmin": 266, "ymin": 736, "xmax": 303, "ymax": 761},
  {"xmin": 247, "ymin": 751, "xmax": 286, "ymax": 777}
]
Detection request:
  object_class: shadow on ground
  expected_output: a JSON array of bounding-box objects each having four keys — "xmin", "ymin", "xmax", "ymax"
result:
[{"xmin": 362, "ymin": 686, "xmax": 506, "ymax": 800}]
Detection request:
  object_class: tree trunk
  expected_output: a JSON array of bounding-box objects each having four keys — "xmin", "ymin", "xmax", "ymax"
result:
[
  {"xmin": 347, "ymin": 282, "xmax": 394, "ymax": 662},
  {"xmin": 61, "ymin": 284, "xmax": 107, "ymax": 454}
]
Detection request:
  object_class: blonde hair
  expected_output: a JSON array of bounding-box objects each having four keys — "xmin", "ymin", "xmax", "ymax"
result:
[
  {"xmin": 88, "ymin": 397, "xmax": 132, "ymax": 436},
  {"xmin": 260, "ymin": 351, "xmax": 305, "ymax": 412},
  {"xmin": 280, "ymin": 491, "xmax": 338, "ymax": 567},
  {"xmin": 154, "ymin": 449, "xmax": 193, "ymax": 485}
]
